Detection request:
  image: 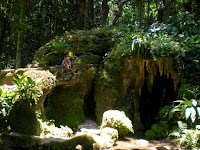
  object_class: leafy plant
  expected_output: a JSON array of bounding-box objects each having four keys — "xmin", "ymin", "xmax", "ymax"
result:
[
  {"xmin": 170, "ymin": 121, "xmax": 200, "ymax": 149},
  {"xmin": 12, "ymin": 75, "xmax": 41, "ymax": 104},
  {"xmin": 0, "ymin": 87, "xmax": 14, "ymax": 117},
  {"xmin": 168, "ymin": 98, "xmax": 200, "ymax": 124}
]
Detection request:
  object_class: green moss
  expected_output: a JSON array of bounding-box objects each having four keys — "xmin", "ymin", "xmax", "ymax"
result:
[
  {"xmin": 95, "ymin": 86, "xmax": 118, "ymax": 124},
  {"xmin": 33, "ymin": 28, "xmax": 115, "ymax": 66},
  {"xmin": 8, "ymin": 101, "xmax": 40, "ymax": 135},
  {"xmin": 49, "ymin": 134, "xmax": 94, "ymax": 150},
  {"xmin": 0, "ymin": 133, "xmax": 40, "ymax": 150},
  {"xmin": 78, "ymin": 55, "xmax": 101, "ymax": 64},
  {"xmin": 45, "ymin": 87, "xmax": 84, "ymax": 128}
]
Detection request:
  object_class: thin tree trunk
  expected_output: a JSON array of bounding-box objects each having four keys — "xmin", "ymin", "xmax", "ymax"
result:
[
  {"xmin": 54, "ymin": 0, "xmax": 58, "ymax": 35},
  {"xmin": 110, "ymin": 0, "xmax": 129, "ymax": 26},
  {"xmin": 139, "ymin": 0, "xmax": 143, "ymax": 28},
  {"xmin": 0, "ymin": 1, "xmax": 11, "ymax": 69},
  {"xmin": 147, "ymin": 0, "xmax": 150, "ymax": 26},
  {"xmin": 102, "ymin": 0, "xmax": 109, "ymax": 26},
  {"xmin": 16, "ymin": 8, "xmax": 25, "ymax": 68},
  {"xmin": 79, "ymin": 0, "xmax": 86, "ymax": 29},
  {"xmin": 88, "ymin": 0, "xmax": 94, "ymax": 29},
  {"xmin": 163, "ymin": 0, "xmax": 171, "ymax": 24}
]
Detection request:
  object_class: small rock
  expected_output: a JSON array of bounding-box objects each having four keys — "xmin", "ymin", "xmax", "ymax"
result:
[
  {"xmin": 75, "ymin": 144, "xmax": 82, "ymax": 150},
  {"xmin": 135, "ymin": 139, "xmax": 149, "ymax": 146}
]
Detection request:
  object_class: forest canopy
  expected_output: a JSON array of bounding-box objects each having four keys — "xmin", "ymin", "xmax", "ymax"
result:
[{"xmin": 0, "ymin": 0, "xmax": 199, "ymax": 69}]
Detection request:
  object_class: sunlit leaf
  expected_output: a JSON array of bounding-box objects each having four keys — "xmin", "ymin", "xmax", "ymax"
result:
[
  {"xmin": 196, "ymin": 107, "xmax": 200, "ymax": 117},
  {"xmin": 185, "ymin": 107, "xmax": 192, "ymax": 120}
]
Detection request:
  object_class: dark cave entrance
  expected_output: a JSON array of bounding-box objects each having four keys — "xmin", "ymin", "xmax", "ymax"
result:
[
  {"xmin": 139, "ymin": 70, "xmax": 178, "ymax": 130},
  {"xmin": 83, "ymin": 86, "xmax": 96, "ymax": 120}
]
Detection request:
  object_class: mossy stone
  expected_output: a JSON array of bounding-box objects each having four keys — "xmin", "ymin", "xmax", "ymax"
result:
[
  {"xmin": 49, "ymin": 134, "xmax": 94, "ymax": 150},
  {"xmin": 78, "ymin": 55, "xmax": 101, "ymax": 64},
  {"xmin": 0, "ymin": 133, "xmax": 41, "ymax": 150},
  {"xmin": 8, "ymin": 101, "xmax": 40, "ymax": 135},
  {"xmin": 45, "ymin": 87, "xmax": 84, "ymax": 128}
]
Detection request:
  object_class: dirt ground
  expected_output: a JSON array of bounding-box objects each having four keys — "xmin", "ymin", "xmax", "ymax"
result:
[{"xmin": 79, "ymin": 119, "xmax": 182, "ymax": 150}]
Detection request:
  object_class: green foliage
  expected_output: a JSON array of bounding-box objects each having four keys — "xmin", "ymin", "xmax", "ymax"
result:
[
  {"xmin": 0, "ymin": 133, "xmax": 41, "ymax": 150},
  {"xmin": 132, "ymin": 23, "xmax": 181, "ymax": 59},
  {"xmin": 168, "ymin": 98, "xmax": 200, "ymax": 124},
  {"xmin": 145, "ymin": 121, "xmax": 169, "ymax": 139},
  {"xmin": 34, "ymin": 41, "xmax": 70, "ymax": 66},
  {"xmin": 178, "ymin": 84, "xmax": 200, "ymax": 100},
  {"xmin": 100, "ymin": 110, "xmax": 134, "ymax": 137},
  {"xmin": 170, "ymin": 121, "xmax": 200, "ymax": 149},
  {"xmin": 0, "ymin": 87, "xmax": 14, "ymax": 117},
  {"xmin": 49, "ymin": 134, "xmax": 95, "ymax": 150},
  {"xmin": 8, "ymin": 101, "xmax": 40, "ymax": 135},
  {"xmin": 12, "ymin": 75, "xmax": 41, "ymax": 104},
  {"xmin": 45, "ymin": 87, "xmax": 84, "ymax": 128}
]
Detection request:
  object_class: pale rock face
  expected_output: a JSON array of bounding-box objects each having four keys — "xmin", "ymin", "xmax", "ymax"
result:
[
  {"xmin": 100, "ymin": 127, "xmax": 118, "ymax": 142},
  {"xmin": 100, "ymin": 110, "xmax": 134, "ymax": 137}
]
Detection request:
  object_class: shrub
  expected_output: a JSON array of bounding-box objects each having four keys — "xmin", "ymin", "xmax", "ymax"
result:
[
  {"xmin": 145, "ymin": 121, "xmax": 169, "ymax": 139},
  {"xmin": 170, "ymin": 121, "xmax": 200, "ymax": 149},
  {"xmin": 100, "ymin": 110, "xmax": 134, "ymax": 137}
]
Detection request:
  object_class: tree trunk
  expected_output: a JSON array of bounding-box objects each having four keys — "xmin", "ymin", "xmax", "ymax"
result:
[
  {"xmin": 0, "ymin": 1, "xmax": 11, "ymax": 69},
  {"xmin": 79, "ymin": 0, "xmax": 86, "ymax": 29},
  {"xmin": 147, "ymin": 0, "xmax": 150, "ymax": 26},
  {"xmin": 88, "ymin": 0, "xmax": 94, "ymax": 29},
  {"xmin": 16, "ymin": 8, "xmax": 25, "ymax": 69},
  {"xmin": 54, "ymin": 0, "xmax": 58, "ymax": 35},
  {"xmin": 102, "ymin": 0, "xmax": 109, "ymax": 26},
  {"xmin": 110, "ymin": 0, "xmax": 129, "ymax": 26},
  {"xmin": 139, "ymin": 0, "xmax": 143, "ymax": 28},
  {"xmin": 163, "ymin": 0, "xmax": 171, "ymax": 24}
]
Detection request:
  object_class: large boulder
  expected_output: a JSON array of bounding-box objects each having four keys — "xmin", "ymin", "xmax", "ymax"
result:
[
  {"xmin": 45, "ymin": 87, "xmax": 84, "ymax": 128},
  {"xmin": 33, "ymin": 29, "xmax": 115, "ymax": 67}
]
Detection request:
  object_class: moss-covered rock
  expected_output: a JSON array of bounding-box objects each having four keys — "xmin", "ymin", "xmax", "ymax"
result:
[
  {"xmin": 0, "ymin": 133, "xmax": 41, "ymax": 150},
  {"xmin": 45, "ymin": 87, "xmax": 84, "ymax": 128},
  {"xmin": 77, "ymin": 54, "xmax": 101, "ymax": 65},
  {"xmin": 8, "ymin": 101, "xmax": 40, "ymax": 135},
  {"xmin": 94, "ymin": 86, "xmax": 118, "ymax": 123},
  {"xmin": 33, "ymin": 29, "xmax": 115, "ymax": 66},
  {"xmin": 100, "ymin": 110, "xmax": 134, "ymax": 137},
  {"xmin": 48, "ymin": 134, "xmax": 95, "ymax": 150},
  {"xmin": 100, "ymin": 127, "xmax": 118, "ymax": 142}
]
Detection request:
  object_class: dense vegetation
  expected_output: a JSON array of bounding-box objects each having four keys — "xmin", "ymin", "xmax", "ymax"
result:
[{"xmin": 0, "ymin": 0, "xmax": 200, "ymax": 149}]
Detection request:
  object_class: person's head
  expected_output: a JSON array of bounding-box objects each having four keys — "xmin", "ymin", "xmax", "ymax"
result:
[
  {"xmin": 64, "ymin": 56, "xmax": 68, "ymax": 61},
  {"xmin": 67, "ymin": 57, "xmax": 70, "ymax": 60}
]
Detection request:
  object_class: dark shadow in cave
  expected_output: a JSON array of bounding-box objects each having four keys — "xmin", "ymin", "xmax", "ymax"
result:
[
  {"xmin": 139, "ymin": 69, "xmax": 178, "ymax": 130},
  {"xmin": 83, "ymin": 86, "xmax": 96, "ymax": 120}
]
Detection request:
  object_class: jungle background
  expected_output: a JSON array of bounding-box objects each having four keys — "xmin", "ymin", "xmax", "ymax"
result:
[{"xmin": 0, "ymin": 0, "xmax": 200, "ymax": 149}]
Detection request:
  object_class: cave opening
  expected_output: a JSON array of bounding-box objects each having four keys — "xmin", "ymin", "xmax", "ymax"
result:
[
  {"xmin": 139, "ymin": 69, "xmax": 178, "ymax": 130},
  {"xmin": 83, "ymin": 86, "xmax": 96, "ymax": 120}
]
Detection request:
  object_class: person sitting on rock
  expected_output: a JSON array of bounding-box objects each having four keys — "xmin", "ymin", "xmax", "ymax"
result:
[
  {"xmin": 66, "ymin": 57, "xmax": 72, "ymax": 70},
  {"xmin": 61, "ymin": 56, "xmax": 71, "ymax": 80}
]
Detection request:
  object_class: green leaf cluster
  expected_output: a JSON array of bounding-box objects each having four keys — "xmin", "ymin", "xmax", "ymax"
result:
[
  {"xmin": 13, "ymin": 75, "xmax": 41, "ymax": 104},
  {"xmin": 0, "ymin": 88, "xmax": 14, "ymax": 117}
]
